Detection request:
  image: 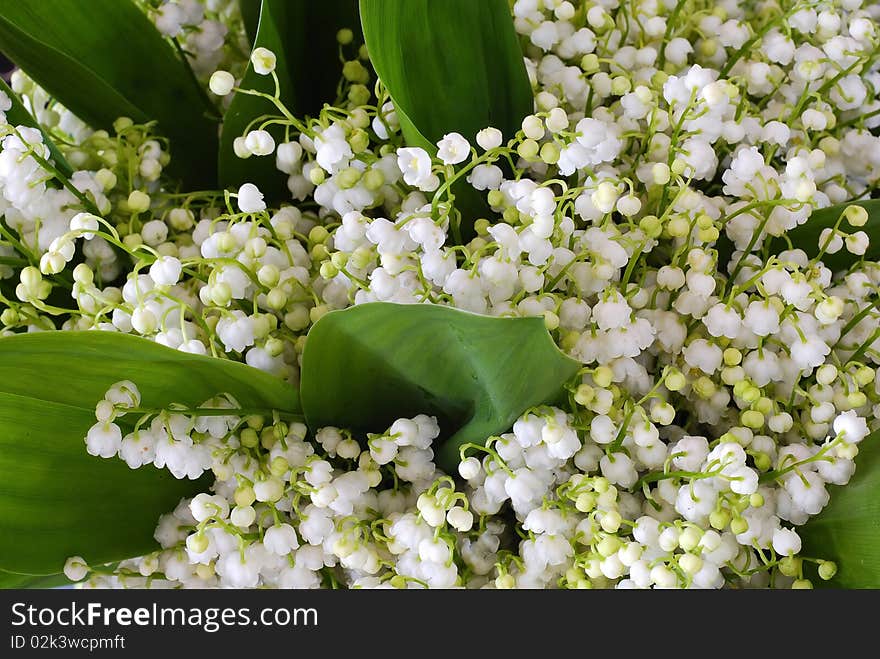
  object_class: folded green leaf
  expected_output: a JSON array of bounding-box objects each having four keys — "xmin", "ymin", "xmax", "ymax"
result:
[
  {"xmin": 0, "ymin": 331, "xmax": 299, "ymax": 575},
  {"xmin": 0, "ymin": 78, "xmax": 72, "ymax": 177},
  {"xmin": 219, "ymin": 0, "xmax": 361, "ymax": 199},
  {"xmin": 300, "ymin": 302, "xmax": 580, "ymax": 471},
  {"xmin": 0, "ymin": 0, "xmax": 218, "ymax": 188},
  {"xmin": 717, "ymin": 199, "xmax": 880, "ymax": 270},
  {"xmin": 359, "ymin": 0, "xmax": 531, "ymax": 237},
  {"xmin": 800, "ymin": 430, "xmax": 880, "ymax": 588}
]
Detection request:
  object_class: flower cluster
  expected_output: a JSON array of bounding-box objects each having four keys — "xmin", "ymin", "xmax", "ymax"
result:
[
  {"xmin": 70, "ymin": 379, "xmax": 863, "ymax": 588},
  {"xmin": 2, "ymin": 0, "xmax": 877, "ymax": 588}
]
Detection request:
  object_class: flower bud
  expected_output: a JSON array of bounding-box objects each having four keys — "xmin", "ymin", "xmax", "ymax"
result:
[
  {"xmin": 209, "ymin": 70, "xmax": 235, "ymax": 95},
  {"xmin": 127, "ymin": 190, "xmax": 151, "ymax": 213}
]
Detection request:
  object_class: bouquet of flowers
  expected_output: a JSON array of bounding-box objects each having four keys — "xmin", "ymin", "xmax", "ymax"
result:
[{"xmin": 0, "ymin": 0, "xmax": 877, "ymax": 589}]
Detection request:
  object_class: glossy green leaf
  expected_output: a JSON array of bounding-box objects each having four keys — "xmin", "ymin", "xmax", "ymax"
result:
[
  {"xmin": 0, "ymin": 331, "xmax": 299, "ymax": 574},
  {"xmin": 0, "ymin": 0, "xmax": 218, "ymax": 188},
  {"xmin": 300, "ymin": 302, "xmax": 580, "ymax": 470},
  {"xmin": 717, "ymin": 199, "xmax": 880, "ymax": 270},
  {"xmin": 359, "ymin": 0, "xmax": 532, "ymax": 149},
  {"xmin": 218, "ymin": 0, "xmax": 361, "ymax": 199},
  {"xmin": 0, "ymin": 78, "xmax": 72, "ymax": 177},
  {"xmin": 800, "ymin": 430, "xmax": 880, "ymax": 588}
]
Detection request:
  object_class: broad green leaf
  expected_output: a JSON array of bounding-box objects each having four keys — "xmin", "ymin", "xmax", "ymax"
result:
[
  {"xmin": 0, "ymin": 331, "xmax": 299, "ymax": 574},
  {"xmin": 0, "ymin": 0, "xmax": 218, "ymax": 188},
  {"xmin": 359, "ymin": 0, "xmax": 532, "ymax": 149},
  {"xmin": 0, "ymin": 391, "xmax": 205, "ymax": 576},
  {"xmin": 0, "ymin": 78, "xmax": 72, "ymax": 177},
  {"xmin": 359, "ymin": 0, "xmax": 531, "ymax": 238},
  {"xmin": 717, "ymin": 199, "xmax": 880, "ymax": 271},
  {"xmin": 218, "ymin": 0, "xmax": 361, "ymax": 199},
  {"xmin": 300, "ymin": 302, "xmax": 580, "ymax": 470},
  {"xmin": 800, "ymin": 430, "xmax": 880, "ymax": 588}
]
